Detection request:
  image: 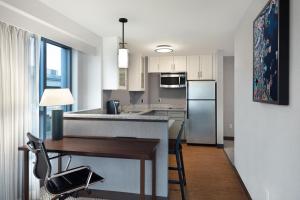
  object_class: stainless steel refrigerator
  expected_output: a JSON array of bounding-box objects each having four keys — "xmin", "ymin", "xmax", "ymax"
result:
[{"xmin": 186, "ymin": 81, "xmax": 216, "ymax": 144}]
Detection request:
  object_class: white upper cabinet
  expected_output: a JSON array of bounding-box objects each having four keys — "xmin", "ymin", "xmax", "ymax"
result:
[
  {"xmin": 187, "ymin": 54, "xmax": 215, "ymax": 80},
  {"xmin": 148, "ymin": 56, "xmax": 187, "ymax": 73},
  {"xmin": 187, "ymin": 56, "xmax": 200, "ymax": 80},
  {"xmin": 118, "ymin": 68, "xmax": 128, "ymax": 90},
  {"xmin": 173, "ymin": 56, "xmax": 187, "ymax": 72},
  {"xmin": 128, "ymin": 54, "xmax": 145, "ymax": 91},
  {"xmin": 200, "ymin": 55, "xmax": 213, "ymax": 80},
  {"xmin": 159, "ymin": 56, "xmax": 173, "ymax": 72},
  {"xmin": 148, "ymin": 56, "xmax": 160, "ymax": 73}
]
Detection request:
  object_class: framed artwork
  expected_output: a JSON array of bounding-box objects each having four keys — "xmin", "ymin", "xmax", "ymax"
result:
[{"xmin": 253, "ymin": 0, "xmax": 289, "ymax": 105}]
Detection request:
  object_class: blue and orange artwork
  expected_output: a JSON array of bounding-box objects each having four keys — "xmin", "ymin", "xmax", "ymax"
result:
[{"xmin": 253, "ymin": 0, "xmax": 279, "ymax": 103}]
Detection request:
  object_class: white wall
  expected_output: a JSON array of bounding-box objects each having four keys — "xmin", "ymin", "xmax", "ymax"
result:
[
  {"xmin": 0, "ymin": 0, "xmax": 103, "ymax": 110},
  {"xmin": 73, "ymin": 49, "xmax": 102, "ymax": 110},
  {"xmin": 215, "ymin": 50, "xmax": 224, "ymax": 145},
  {"xmin": 234, "ymin": 0, "xmax": 300, "ymax": 199},
  {"xmin": 0, "ymin": 0, "xmax": 100, "ymax": 54},
  {"xmin": 223, "ymin": 56, "xmax": 234, "ymax": 137}
]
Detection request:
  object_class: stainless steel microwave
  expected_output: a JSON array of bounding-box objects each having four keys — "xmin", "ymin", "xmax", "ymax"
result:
[{"xmin": 160, "ymin": 73, "xmax": 186, "ymax": 88}]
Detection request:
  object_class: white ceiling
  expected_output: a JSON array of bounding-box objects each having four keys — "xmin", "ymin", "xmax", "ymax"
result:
[{"xmin": 38, "ymin": 0, "xmax": 253, "ymax": 56}]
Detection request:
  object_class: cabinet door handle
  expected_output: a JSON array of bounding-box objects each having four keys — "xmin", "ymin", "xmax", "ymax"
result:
[
  {"xmin": 200, "ymin": 71, "xmax": 202, "ymax": 78},
  {"xmin": 198, "ymin": 71, "xmax": 200, "ymax": 78}
]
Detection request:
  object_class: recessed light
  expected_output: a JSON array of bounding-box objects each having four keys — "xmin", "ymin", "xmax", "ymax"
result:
[{"xmin": 154, "ymin": 45, "xmax": 173, "ymax": 53}]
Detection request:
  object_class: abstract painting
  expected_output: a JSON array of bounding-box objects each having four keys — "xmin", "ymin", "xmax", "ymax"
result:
[{"xmin": 253, "ymin": 0, "xmax": 289, "ymax": 105}]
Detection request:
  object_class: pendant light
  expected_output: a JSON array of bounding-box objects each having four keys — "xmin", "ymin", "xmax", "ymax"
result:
[{"xmin": 118, "ymin": 18, "xmax": 128, "ymax": 68}]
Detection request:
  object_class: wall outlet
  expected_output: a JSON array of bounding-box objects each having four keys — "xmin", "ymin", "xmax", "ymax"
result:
[
  {"xmin": 229, "ymin": 123, "xmax": 233, "ymax": 129},
  {"xmin": 265, "ymin": 189, "xmax": 270, "ymax": 200}
]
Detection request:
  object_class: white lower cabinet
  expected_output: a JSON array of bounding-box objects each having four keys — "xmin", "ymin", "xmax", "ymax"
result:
[{"xmin": 154, "ymin": 110, "xmax": 186, "ymax": 139}]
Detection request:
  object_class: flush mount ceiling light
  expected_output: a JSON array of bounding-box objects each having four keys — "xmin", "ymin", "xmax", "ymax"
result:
[
  {"xmin": 154, "ymin": 45, "xmax": 173, "ymax": 53},
  {"xmin": 118, "ymin": 18, "xmax": 128, "ymax": 68}
]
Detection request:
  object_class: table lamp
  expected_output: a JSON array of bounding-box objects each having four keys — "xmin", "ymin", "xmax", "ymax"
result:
[{"xmin": 40, "ymin": 88, "xmax": 74, "ymax": 140}]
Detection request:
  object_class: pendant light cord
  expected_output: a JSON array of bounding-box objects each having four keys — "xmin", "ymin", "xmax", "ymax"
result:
[
  {"xmin": 119, "ymin": 18, "xmax": 128, "ymax": 49},
  {"xmin": 122, "ymin": 22, "xmax": 124, "ymax": 48}
]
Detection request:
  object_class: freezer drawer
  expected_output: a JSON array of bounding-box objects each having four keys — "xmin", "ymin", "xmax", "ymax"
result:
[
  {"xmin": 187, "ymin": 100, "xmax": 216, "ymax": 144},
  {"xmin": 188, "ymin": 81, "xmax": 216, "ymax": 100}
]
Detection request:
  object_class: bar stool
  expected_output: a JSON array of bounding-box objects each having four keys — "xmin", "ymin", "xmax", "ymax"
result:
[{"xmin": 169, "ymin": 121, "xmax": 186, "ymax": 200}]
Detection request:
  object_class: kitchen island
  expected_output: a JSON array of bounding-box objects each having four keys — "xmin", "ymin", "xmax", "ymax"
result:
[{"xmin": 63, "ymin": 108, "xmax": 176, "ymax": 199}]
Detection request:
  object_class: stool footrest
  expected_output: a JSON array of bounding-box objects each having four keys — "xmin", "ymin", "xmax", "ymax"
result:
[
  {"xmin": 169, "ymin": 179, "xmax": 181, "ymax": 184},
  {"xmin": 169, "ymin": 166, "xmax": 182, "ymax": 170}
]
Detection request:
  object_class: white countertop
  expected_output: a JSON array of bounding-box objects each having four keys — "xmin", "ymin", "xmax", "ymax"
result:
[
  {"xmin": 64, "ymin": 112, "xmax": 169, "ymax": 122},
  {"xmin": 64, "ymin": 104, "xmax": 186, "ymax": 122},
  {"xmin": 65, "ymin": 103, "xmax": 187, "ymax": 123}
]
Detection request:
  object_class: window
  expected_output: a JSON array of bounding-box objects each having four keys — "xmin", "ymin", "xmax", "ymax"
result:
[{"xmin": 39, "ymin": 38, "xmax": 72, "ymax": 139}]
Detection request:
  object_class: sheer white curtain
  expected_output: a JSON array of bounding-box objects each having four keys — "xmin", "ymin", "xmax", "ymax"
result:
[{"xmin": 0, "ymin": 22, "xmax": 40, "ymax": 199}]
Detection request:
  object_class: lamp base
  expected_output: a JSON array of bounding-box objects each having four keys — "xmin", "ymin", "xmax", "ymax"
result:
[{"xmin": 52, "ymin": 109, "xmax": 63, "ymax": 140}]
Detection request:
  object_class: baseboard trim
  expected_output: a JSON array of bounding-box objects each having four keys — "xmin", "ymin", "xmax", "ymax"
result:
[
  {"xmin": 224, "ymin": 136, "xmax": 234, "ymax": 141},
  {"xmin": 217, "ymin": 144, "xmax": 224, "ymax": 148},
  {"xmin": 223, "ymin": 150, "xmax": 252, "ymax": 200},
  {"xmin": 78, "ymin": 189, "xmax": 167, "ymax": 200}
]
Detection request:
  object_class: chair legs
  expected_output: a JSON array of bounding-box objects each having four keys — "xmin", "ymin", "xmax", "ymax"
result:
[
  {"xmin": 179, "ymin": 149, "xmax": 186, "ymax": 185},
  {"xmin": 176, "ymin": 152, "xmax": 185, "ymax": 200},
  {"xmin": 169, "ymin": 149, "xmax": 187, "ymax": 200}
]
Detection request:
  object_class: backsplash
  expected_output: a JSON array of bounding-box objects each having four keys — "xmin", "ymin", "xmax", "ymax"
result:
[
  {"xmin": 148, "ymin": 73, "xmax": 186, "ymax": 106},
  {"xmin": 103, "ymin": 73, "xmax": 186, "ymax": 108}
]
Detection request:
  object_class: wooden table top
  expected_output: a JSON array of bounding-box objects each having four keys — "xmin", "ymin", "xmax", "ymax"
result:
[{"xmin": 19, "ymin": 136, "xmax": 160, "ymax": 160}]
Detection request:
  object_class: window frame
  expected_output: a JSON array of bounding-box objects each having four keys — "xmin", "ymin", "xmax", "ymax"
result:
[{"xmin": 39, "ymin": 37, "xmax": 72, "ymax": 139}]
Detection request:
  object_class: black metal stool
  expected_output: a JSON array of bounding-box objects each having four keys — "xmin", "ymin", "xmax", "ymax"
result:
[{"xmin": 169, "ymin": 121, "xmax": 186, "ymax": 200}]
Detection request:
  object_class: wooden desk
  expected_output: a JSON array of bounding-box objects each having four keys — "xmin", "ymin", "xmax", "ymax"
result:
[{"xmin": 19, "ymin": 136, "xmax": 160, "ymax": 200}]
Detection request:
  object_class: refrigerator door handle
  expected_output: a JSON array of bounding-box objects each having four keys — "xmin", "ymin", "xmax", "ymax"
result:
[
  {"xmin": 186, "ymin": 82, "xmax": 189, "ymax": 119},
  {"xmin": 187, "ymin": 101, "xmax": 189, "ymax": 119}
]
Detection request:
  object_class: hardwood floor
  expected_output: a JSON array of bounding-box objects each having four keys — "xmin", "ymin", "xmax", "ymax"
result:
[{"xmin": 168, "ymin": 144, "xmax": 249, "ymax": 200}]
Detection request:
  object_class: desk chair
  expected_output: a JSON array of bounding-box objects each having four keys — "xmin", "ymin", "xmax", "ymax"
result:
[
  {"xmin": 168, "ymin": 121, "xmax": 186, "ymax": 200},
  {"xmin": 26, "ymin": 133, "xmax": 104, "ymax": 200}
]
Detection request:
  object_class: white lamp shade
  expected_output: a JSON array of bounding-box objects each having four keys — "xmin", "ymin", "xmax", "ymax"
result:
[
  {"xmin": 40, "ymin": 88, "xmax": 74, "ymax": 106},
  {"xmin": 118, "ymin": 48, "xmax": 128, "ymax": 68}
]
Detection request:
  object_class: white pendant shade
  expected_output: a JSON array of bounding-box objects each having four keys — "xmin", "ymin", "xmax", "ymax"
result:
[
  {"xmin": 40, "ymin": 88, "xmax": 74, "ymax": 106},
  {"xmin": 118, "ymin": 48, "xmax": 129, "ymax": 68}
]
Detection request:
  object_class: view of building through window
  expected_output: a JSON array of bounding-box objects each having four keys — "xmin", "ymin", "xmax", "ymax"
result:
[{"xmin": 46, "ymin": 43, "xmax": 62, "ymax": 87}]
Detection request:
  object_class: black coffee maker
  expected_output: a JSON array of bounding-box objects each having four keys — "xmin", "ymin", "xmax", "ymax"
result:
[{"xmin": 106, "ymin": 100, "xmax": 120, "ymax": 114}]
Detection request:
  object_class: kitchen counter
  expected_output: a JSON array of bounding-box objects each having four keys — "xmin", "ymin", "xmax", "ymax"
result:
[
  {"xmin": 64, "ymin": 111, "xmax": 169, "ymax": 122},
  {"xmin": 63, "ymin": 106, "xmax": 175, "ymax": 198},
  {"xmin": 65, "ymin": 105, "xmax": 185, "ymax": 122}
]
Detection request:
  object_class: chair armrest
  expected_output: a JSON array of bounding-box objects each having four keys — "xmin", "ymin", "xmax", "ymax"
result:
[
  {"xmin": 85, "ymin": 171, "xmax": 93, "ymax": 188},
  {"xmin": 26, "ymin": 142, "xmax": 40, "ymax": 153},
  {"xmin": 49, "ymin": 154, "xmax": 72, "ymax": 170},
  {"xmin": 48, "ymin": 166, "xmax": 90, "ymax": 180}
]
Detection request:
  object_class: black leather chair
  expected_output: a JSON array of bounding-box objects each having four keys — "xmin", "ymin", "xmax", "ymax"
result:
[
  {"xmin": 169, "ymin": 121, "xmax": 186, "ymax": 200},
  {"xmin": 26, "ymin": 133, "xmax": 104, "ymax": 200}
]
